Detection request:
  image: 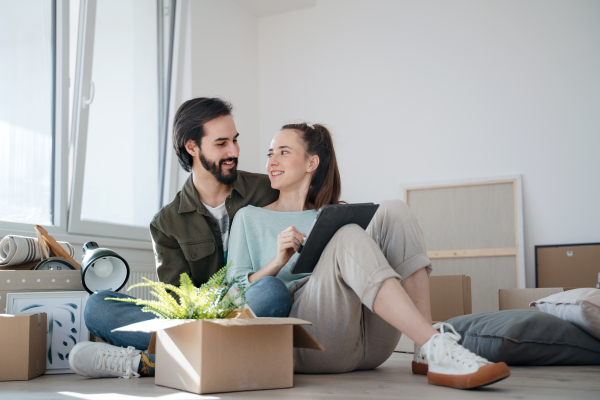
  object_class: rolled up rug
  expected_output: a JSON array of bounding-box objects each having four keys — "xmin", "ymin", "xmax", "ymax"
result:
[{"xmin": 0, "ymin": 235, "xmax": 75, "ymax": 267}]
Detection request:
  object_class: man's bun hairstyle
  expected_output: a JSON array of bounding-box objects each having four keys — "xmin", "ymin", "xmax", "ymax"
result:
[
  {"xmin": 173, "ymin": 97, "xmax": 233, "ymax": 172},
  {"xmin": 281, "ymin": 123, "xmax": 342, "ymax": 209}
]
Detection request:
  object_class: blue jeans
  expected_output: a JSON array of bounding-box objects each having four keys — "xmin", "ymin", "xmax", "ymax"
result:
[{"xmin": 84, "ymin": 275, "xmax": 292, "ymax": 350}]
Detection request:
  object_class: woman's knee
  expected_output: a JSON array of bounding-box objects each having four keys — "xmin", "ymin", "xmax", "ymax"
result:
[
  {"xmin": 333, "ymin": 223, "xmax": 367, "ymax": 242},
  {"xmin": 378, "ymin": 199, "xmax": 416, "ymax": 222}
]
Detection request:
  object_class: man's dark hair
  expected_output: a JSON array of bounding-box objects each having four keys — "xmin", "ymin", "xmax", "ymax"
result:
[{"xmin": 172, "ymin": 97, "xmax": 233, "ymax": 172}]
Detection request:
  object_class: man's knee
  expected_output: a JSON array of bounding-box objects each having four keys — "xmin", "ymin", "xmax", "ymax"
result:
[
  {"xmin": 249, "ymin": 276, "xmax": 289, "ymax": 299},
  {"xmin": 246, "ymin": 276, "xmax": 291, "ymax": 317},
  {"xmin": 84, "ymin": 290, "xmax": 116, "ymax": 326}
]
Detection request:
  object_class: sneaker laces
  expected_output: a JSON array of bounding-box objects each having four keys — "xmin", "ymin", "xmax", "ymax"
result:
[
  {"xmin": 96, "ymin": 346, "xmax": 140, "ymax": 379},
  {"xmin": 424, "ymin": 323, "xmax": 489, "ymax": 369}
]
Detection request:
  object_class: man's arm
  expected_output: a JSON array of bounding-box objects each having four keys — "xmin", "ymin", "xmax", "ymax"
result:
[{"xmin": 150, "ymin": 223, "xmax": 192, "ymax": 287}]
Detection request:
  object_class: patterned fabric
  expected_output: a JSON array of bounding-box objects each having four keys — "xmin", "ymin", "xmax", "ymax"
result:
[
  {"xmin": 0, "ymin": 235, "xmax": 75, "ymax": 266},
  {"xmin": 138, "ymin": 350, "xmax": 155, "ymax": 377}
]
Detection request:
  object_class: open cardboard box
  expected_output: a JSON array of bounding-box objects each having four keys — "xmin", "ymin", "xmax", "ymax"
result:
[{"xmin": 114, "ymin": 307, "xmax": 324, "ymax": 395}]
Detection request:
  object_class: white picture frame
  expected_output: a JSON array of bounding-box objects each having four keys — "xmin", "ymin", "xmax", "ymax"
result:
[{"xmin": 6, "ymin": 291, "xmax": 90, "ymax": 374}]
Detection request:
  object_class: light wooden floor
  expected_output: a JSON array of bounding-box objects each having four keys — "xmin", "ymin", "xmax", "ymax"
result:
[{"xmin": 1, "ymin": 353, "xmax": 599, "ymax": 400}]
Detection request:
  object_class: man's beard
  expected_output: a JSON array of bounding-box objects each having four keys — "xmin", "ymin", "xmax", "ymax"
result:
[{"xmin": 199, "ymin": 152, "xmax": 238, "ymax": 185}]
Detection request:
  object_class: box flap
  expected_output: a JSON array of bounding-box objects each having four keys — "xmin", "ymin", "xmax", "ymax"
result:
[
  {"xmin": 293, "ymin": 325, "xmax": 324, "ymax": 351},
  {"xmin": 113, "ymin": 318, "xmax": 197, "ymax": 333},
  {"xmin": 114, "ymin": 316, "xmax": 314, "ymax": 333},
  {"xmin": 204, "ymin": 317, "xmax": 313, "ymax": 327}
]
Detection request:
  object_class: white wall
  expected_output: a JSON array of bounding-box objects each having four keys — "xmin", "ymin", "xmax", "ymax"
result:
[
  {"xmin": 177, "ymin": 0, "xmax": 262, "ymax": 188},
  {"xmin": 258, "ymin": 0, "xmax": 600, "ymax": 287}
]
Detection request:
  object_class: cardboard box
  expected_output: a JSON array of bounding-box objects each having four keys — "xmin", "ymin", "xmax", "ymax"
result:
[
  {"xmin": 0, "ymin": 270, "xmax": 84, "ymax": 313},
  {"xmin": 536, "ymin": 243, "xmax": 600, "ymax": 288},
  {"xmin": 115, "ymin": 309, "xmax": 323, "ymax": 395},
  {"xmin": 498, "ymin": 287, "xmax": 578, "ymax": 311},
  {"xmin": 429, "ymin": 275, "xmax": 472, "ymax": 321},
  {"xmin": 0, "ymin": 313, "xmax": 47, "ymax": 381},
  {"xmin": 395, "ymin": 275, "xmax": 472, "ymax": 353}
]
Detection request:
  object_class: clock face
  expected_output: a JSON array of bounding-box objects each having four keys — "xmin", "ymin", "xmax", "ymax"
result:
[{"xmin": 35, "ymin": 258, "xmax": 77, "ymax": 271}]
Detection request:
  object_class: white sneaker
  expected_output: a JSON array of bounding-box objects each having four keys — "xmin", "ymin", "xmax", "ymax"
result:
[
  {"xmin": 412, "ymin": 322, "xmax": 441, "ymax": 375},
  {"xmin": 69, "ymin": 341, "xmax": 142, "ymax": 379},
  {"xmin": 422, "ymin": 323, "xmax": 510, "ymax": 389}
]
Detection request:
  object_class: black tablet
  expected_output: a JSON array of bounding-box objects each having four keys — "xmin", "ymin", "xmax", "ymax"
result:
[{"xmin": 289, "ymin": 203, "xmax": 380, "ymax": 274}]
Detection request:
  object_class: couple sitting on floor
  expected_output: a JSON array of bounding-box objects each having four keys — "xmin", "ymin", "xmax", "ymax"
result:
[{"xmin": 69, "ymin": 97, "xmax": 510, "ymax": 389}]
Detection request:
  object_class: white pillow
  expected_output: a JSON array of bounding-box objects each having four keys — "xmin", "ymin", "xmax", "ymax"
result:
[{"xmin": 530, "ymin": 288, "xmax": 600, "ymax": 341}]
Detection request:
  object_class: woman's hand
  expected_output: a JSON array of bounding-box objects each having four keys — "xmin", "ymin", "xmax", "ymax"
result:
[
  {"xmin": 248, "ymin": 226, "xmax": 306, "ymax": 284},
  {"xmin": 274, "ymin": 226, "xmax": 306, "ymax": 269}
]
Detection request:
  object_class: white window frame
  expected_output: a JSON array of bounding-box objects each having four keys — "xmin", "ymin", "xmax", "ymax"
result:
[
  {"xmin": 69, "ymin": 0, "xmax": 178, "ymax": 242},
  {"xmin": 0, "ymin": 0, "xmax": 181, "ymax": 248}
]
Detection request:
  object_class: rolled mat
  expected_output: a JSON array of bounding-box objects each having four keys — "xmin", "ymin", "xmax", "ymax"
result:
[{"xmin": 0, "ymin": 235, "xmax": 75, "ymax": 267}]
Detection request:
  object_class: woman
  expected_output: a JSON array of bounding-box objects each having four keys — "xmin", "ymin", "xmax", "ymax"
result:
[{"xmin": 227, "ymin": 123, "xmax": 510, "ymax": 390}]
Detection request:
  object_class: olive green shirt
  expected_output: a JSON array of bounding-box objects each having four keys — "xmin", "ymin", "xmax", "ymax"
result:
[{"xmin": 150, "ymin": 171, "xmax": 279, "ymax": 287}]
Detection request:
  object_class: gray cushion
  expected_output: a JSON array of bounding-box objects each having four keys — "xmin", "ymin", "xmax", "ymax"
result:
[{"xmin": 446, "ymin": 310, "xmax": 600, "ymax": 365}]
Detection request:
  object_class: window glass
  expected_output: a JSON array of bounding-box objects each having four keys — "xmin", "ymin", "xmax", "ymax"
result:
[
  {"xmin": 80, "ymin": 0, "xmax": 159, "ymax": 227},
  {"xmin": 0, "ymin": 1, "xmax": 54, "ymax": 225}
]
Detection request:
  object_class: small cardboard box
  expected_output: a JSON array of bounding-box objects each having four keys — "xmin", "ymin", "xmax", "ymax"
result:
[
  {"xmin": 0, "ymin": 313, "xmax": 47, "ymax": 381},
  {"xmin": 498, "ymin": 287, "xmax": 578, "ymax": 311},
  {"xmin": 395, "ymin": 275, "xmax": 472, "ymax": 353},
  {"xmin": 115, "ymin": 309, "xmax": 323, "ymax": 395},
  {"xmin": 536, "ymin": 243, "xmax": 600, "ymax": 288}
]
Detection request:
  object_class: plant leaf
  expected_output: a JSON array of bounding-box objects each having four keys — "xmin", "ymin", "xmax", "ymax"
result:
[
  {"xmin": 58, "ymin": 353, "xmax": 64, "ymax": 360},
  {"xmin": 64, "ymin": 303, "xmax": 78, "ymax": 309}
]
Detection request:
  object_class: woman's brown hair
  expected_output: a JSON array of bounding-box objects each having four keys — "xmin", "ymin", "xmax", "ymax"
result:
[{"xmin": 281, "ymin": 123, "xmax": 342, "ymax": 209}]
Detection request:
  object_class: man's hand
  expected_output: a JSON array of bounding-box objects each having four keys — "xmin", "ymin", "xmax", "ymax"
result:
[{"xmin": 274, "ymin": 226, "xmax": 306, "ymax": 269}]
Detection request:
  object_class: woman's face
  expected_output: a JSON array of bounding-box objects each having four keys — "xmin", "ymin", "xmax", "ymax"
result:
[{"xmin": 266, "ymin": 129, "xmax": 314, "ymax": 191}]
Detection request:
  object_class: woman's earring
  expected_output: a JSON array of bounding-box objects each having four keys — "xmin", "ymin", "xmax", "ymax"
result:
[{"xmin": 307, "ymin": 169, "xmax": 311, "ymax": 172}]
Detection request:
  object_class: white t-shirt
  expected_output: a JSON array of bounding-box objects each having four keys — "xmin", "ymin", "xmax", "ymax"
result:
[{"xmin": 202, "ymin": 201, "xmax": 230, "ymax": 257}]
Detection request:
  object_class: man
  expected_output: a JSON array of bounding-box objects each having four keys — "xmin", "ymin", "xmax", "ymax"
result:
[
  {"xmin": 68, "ymin": 98, "xmax": 279, "ymax": 379},
  {"xmin": 151, "ymin": 97, "xmax": 278, "ymax": 287}
]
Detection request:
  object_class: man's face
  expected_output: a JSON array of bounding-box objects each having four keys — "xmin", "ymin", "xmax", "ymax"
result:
[{"xmin": 196, "ymin": 115, "xmax": 240, "ymax": 184}]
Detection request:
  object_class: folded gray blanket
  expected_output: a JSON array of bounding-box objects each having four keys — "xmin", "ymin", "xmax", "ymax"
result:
[{"xmin": 0, "ymin": 235, "xmax": 75, "ymax": 266}]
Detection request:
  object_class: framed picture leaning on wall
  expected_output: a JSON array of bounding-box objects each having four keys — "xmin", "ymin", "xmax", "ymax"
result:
[{"xmin": 6, "ymin": 291, "xmax": 90, "ymax": 374}]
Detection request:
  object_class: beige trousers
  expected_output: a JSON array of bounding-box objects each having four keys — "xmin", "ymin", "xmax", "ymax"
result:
[{"xmin": 289, "ymin": 200, "xmax": 432, "ymax": 373}]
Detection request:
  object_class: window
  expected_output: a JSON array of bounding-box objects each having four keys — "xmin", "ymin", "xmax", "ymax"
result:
[
  {"xmin": 0, "ymin": 1, "xmax": 55, "ymax": 225},
  {"xmin": 0, "ymin": 0, "xmax": 177, "ymax": 242}
]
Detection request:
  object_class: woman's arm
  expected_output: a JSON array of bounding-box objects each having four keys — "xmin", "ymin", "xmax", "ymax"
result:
[{"xmin": 248, "ymin": 226, "xmax": 306, "ymax": 283}]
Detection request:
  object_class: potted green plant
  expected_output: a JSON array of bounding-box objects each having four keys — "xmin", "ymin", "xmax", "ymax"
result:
[{"xmin": 105, "ymin": 263, "xmax": 250, "ymax": 319}]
